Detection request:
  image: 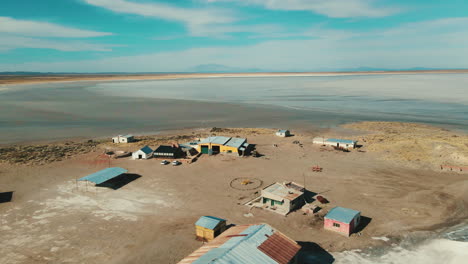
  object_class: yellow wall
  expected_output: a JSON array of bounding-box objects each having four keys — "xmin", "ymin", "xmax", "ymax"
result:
[
  {"xmin": 195, "ymin": 222, "xmax": 227, "ymax": 241},
  {"xmin": 197, "ymin": 144, "xmax": 240, "ymax": 154}
]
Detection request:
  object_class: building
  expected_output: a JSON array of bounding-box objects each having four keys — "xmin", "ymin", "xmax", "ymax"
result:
[
  {"xmin": 153, "ymin": 145, "xmax": 185, "ymax": 159},
  {"xmin": 324, "ymin": 206, "xmax": 361, "ymax": 236},
  {"xmin": 313, "ymin": 137, "xmax": 357, "ymax": 149},
  {"xmin": 112, "ymin": 135, "xmax": 135, "ymax": 143},
  {"xmin": 276, "ymin": 129, "xmax": 291, "ymax": 137},
  {"xmin": 178, "ymin": 223, "xmax": 301, "ymax": 264},
  {"xmin": 195, "ymin": 216, "xmax": 227, "ymax": 242},
  {"xmin": 196, "ymin": 136, "xmax": 250, "ymax": 156},
  {"xmin": 132, "ymin": 145, "xmax": 153, "ymax": 160},
  {"xmin": 249, "ymin": 182, "xmax": 305, "ymax": 216}
]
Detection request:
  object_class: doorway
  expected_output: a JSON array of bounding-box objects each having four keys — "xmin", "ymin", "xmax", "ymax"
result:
[
  {"xmin": 212, "ymin": 145, "xmax": 220, "ymax": 154},
  {"xmin": 138, "ymin": 154, "xmax": 142, "ymax": 159}
]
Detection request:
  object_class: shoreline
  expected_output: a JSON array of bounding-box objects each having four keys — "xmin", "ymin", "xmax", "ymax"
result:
[{"xmin": 2, "ymin": 69, "xmax": 468, "ymax": 88}]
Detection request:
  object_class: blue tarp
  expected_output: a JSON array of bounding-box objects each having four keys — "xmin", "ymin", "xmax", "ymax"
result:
[{"xmin": 78, "ymin": 167, "xmax": 128, "ymax": 184}]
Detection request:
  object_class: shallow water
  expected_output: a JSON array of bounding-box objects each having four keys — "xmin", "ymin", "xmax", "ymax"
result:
[{"xmin": 1, "ymin": 74, "xmax": 467, "ymax": 144}]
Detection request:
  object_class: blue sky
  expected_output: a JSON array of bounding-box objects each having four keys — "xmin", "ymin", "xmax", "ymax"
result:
[{"xmin": 1, "ymin": 0, "xmax": 468, "ymax": 72}]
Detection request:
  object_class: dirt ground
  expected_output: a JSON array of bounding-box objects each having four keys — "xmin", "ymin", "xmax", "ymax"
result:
[{"xmin": 1, "ymin": 125, "xmax": 467, "ymax": 264}]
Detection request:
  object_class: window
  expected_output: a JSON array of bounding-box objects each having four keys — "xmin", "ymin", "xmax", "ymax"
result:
[{"xmin": 333, "ymin": 222, "xmax": 340, "ymax": 228}]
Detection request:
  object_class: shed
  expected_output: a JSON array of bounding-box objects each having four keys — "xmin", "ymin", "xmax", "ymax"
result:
[
  {"xmin": 178, "ymin": 223, "xmax": 301, "ymax": 264},
  {"xmin": 112, "ymin": 135, "xmax": 134, "ymax": 143},
  {"xmin": 275, "ymin": 130, "xmax": 291, "ymax": 137},
  {"xmin": 313, "ymin": 137, "xmax": 357, "ymax": 149},
  {"xmin": 132, "ymin": 145, "xmax": 153, "ymax": 160},
  {"xmin": 153, "ymin": 145, "xmax": 185, "ymax": 159},
  {"xmin": 324, "ymin": 206, "xmax": 361, "ymax": 236},
  {"xmin": 195, "ymin": 216, "xmax": 227, "ymax": 242}
]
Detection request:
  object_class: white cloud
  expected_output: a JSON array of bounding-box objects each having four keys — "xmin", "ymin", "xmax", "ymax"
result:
[
  {"xmin": 206, "ymin": 0, "xmax": 400, "ymax": 18},
  {"xmin": 2, "ymin": 17, "xmax": 468, "ymax": 71},
  {"xmin": 0, "ymin": 35, "xmax": 114, "ymax": 52},
  {"xmin": 0, "ymin": 16, "xmax": 112, "ymax": 38},
  {"xmin": 84, "ymin": 0, "xmax": 239, "ymax": 37}
]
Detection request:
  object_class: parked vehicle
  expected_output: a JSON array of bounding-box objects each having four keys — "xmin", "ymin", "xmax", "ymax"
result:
[
  {"xmin": 160, "ymin": 160, "xmax": 169, "ymax": 165},
  {"xmin": 172, "ymin": 160, "xmax": 181, "ymax": 166}
]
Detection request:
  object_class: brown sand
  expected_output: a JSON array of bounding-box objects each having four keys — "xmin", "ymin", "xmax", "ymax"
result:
[
  {"xmin": 2, "ymin": 70, "xmax": 468, "ymax": 86},
  {"xmin": 0, "ymin": 124, "xmax": 467, "ymax": 263}
]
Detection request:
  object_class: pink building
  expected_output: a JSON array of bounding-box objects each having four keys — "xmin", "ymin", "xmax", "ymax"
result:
[{"xmin": 324, "ymin": 207, "xmax": 361, "ymax": 236}]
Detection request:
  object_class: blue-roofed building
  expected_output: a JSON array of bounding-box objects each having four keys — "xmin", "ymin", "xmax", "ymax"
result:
[
  {"xmin": 313, "ymin": 137, "xmax": 358, "ymax": 149},
  {"xmin": 324, "ymin": 207, "xmax": 361, "ymax": 236},
  {"xmin": 196, "ymin": 136, "xmax": 250, "ymax": 156},
  {"xmin": 179, "ymin": 223, "xmax": 301, "ymax": 264},
  {"xmin": 78, "ymin": 167, "xmax": 128, "ymax": 185},
  {"xmin": 195, "ymin": 216, "xmax": 227, "ymax": 241},
  {"xmin": 132, "ymin": 145, "xmax": 153, "ymax": 160}
]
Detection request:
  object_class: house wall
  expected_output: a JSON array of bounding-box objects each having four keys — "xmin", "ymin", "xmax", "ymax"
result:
[
  {"xmin": 195, "ymin": 222, "xmax": 226, "ymax": 241},
  {"xmin": 197, "ymin": 144, "xmax": 240, "ymax": 154},
  {"xmin": 132, "ymin": 151, "xmax": 150, "ymax": 159},
  {"xmin": 324, "ymin": 219, "xmax": 351, "ymax": 236}
]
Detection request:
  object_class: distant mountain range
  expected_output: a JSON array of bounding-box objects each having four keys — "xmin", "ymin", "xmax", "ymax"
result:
[{"xmin": 0, "ymin": 67, "xmax": 466, "ymax": 75}]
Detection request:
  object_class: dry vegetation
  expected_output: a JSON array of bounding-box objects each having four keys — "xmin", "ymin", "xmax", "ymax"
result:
[{"xmin": 344, "ymin": 122, "xmax": 468, "ymax": 168}]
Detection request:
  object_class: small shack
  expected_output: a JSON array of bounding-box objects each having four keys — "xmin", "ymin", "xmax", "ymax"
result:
[
  {"xmin": 259, "ymin": 182, "xmax": 305, "ymax": 215},
  {"xmin": 276, "ymin": 129, "xmax": 291, "ymax": 137},
  {"xmin": 195, "ymin": 216, "xmax": 227, "ymax": 242},
  {"xmin": 153, "ymin": 145, "xmax": 185, "ymax": 159},
  {"xmin": 112, "ymin": 135, "xmax": 135, "ymax": 143},
  {"xmin": 313, "ymin": 137, "xmax": 357, "ymax": 149},
  {"xmin": 132, "ymin": 145, "xmax": 153, "ymax": 160},
  {"xmin": 324, "ymin": 206, "xmax": 361, "ymax": 236}
]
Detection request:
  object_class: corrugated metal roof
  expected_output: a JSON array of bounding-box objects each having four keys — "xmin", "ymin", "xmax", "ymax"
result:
[
  {"xmin": 277, "ymin": 130, "xmax": 289, "ymax": 133},
  {"xmin": 258, "ymin": 232, "xmax": 301, "ymax": 264},
  {"xmin": 199, "ymin": 136, "xmax": 231, "ymax": 145},
  {"xmin": 225, "ymin": 137, "xmax": 247, "ymax": 148},
  {"xmin": 263, "ymin": 182, "xmax": 304, "ymax": 201},
  {"xmin": 195, "ymin": 216, "xmax": 226, "ymax": 230},
  {"xmin": 78, "ymin": 167, "xmax": 128, "ymax": 184},
  {"xmin": 325, "ymin": 207, "xmax": 360, "ymax": 224},
  {"xmin": 326, "ymin": 138, "xmax": 356, "ymax": 144},
  {"xmin": 138, "ymin": 145, "xmax": 153, "ymax": 154},
  {"xmin": 122, "ymin": 134, "xmax": 133, "ymax": 138},
  {"xmin": 179, "ymin": 224, "xmax": 300, "ymax": 264}
]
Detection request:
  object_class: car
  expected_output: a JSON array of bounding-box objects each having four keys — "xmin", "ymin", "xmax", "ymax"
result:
[
  {"xmin": 172, "ymin": 160, "xmax": 181, "ymax": 166},
  {"xmin": 160, "ymin": 160, "xmax": 169, "ymax": 165}
]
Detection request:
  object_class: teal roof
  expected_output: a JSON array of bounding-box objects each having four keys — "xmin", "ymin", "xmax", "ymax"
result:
[
  {"xmin": 192, "ymin": 224, "xmax": 277, "ymax": 264},
  {"xmin": 325, "ymin": 207, "xmax": 360, "ymax": 224},
  {"xmin": 139, "ymin": 145, "xmax": 153, "ymax": 154},
  {"xmin": 326, "ymin": 138, "xmax": 356, "ymax": 144},
  {"xmin": 195, "ymin": 216, "xmax": 226, "ymax": 230},
  {"xmin": 200, "ymin": 136, "xmax": 231, "ymax": 145},
  {"xmin": 225, "ymin": 137, "xmax": 247, "ymax": 148},
  {"xmin": 78, "ymin": 167, "xmax": 128, "ymax": 184}
]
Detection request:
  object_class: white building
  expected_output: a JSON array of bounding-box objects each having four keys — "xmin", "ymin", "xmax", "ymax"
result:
[
  {"xmin": 112, "ymin": 135, "xmax": 135, "ymax": 143},
  {"xmin": 313, "ymin": 137, "xmax": 357, "ymax": 149},
  {"xmin": 275, "ymin": 129, "xmax": 291, "ymax": 137},
  {"xmin": 245, "ymin": 182, "xmax": 305, "ymax": 216},
  {"xmin": 132, "ymin": 146, "xmax": 153, "ymax": 160}
]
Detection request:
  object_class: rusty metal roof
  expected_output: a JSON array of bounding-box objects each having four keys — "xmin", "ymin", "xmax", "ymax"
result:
[
  {"xmin": 258, "ymin": 232, "xmax": 301, "ymax": 264},
  {"xmin": 178, "ymin": 224, "xmax": 301, "ymax": 264}
]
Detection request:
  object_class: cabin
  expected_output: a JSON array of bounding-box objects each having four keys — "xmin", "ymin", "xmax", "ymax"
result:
[
  {"xmin": 112, "ymin": 135, "xmax": 135, "ymax": 143},
  {"xmin": 132, "ymin": 145, "xmax": 153, "ymax": 160},
  {"xmin": 153, "ymin": 145, "xmax": 185, "ymax": 159},
  {"xmin": 313, "ymin": 137, "xmax": 357, "ymax": 149},
  {"xmin": 196, "ymin": 136, "xmax": 250, "ymax": 156},
  {"xmin": 324, "ymin": 206, "xmax": 361, "ymax": 236},
  {"xmin": 259, "ymin": 182, "xmax": 305, "ymax": 215},
  {"xmin": 195, "ymin": 216, "xmax": 227, "ymax": 242},
  {"xmin": 276, "ymin": 129, "xmax": 291, "ymax": 137},
  {"xmin": 179, "ymin": 223, "xmax": 301, "ymax": 264}
]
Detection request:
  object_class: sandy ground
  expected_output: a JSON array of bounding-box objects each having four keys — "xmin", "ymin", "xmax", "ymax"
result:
[
  {"xmin": 2, "ymin": 70, "xmax": 468, "ymax": 87},
  {"xmin": 1, "ymin": 125, "xmax": 467, "ymax": 264}
]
